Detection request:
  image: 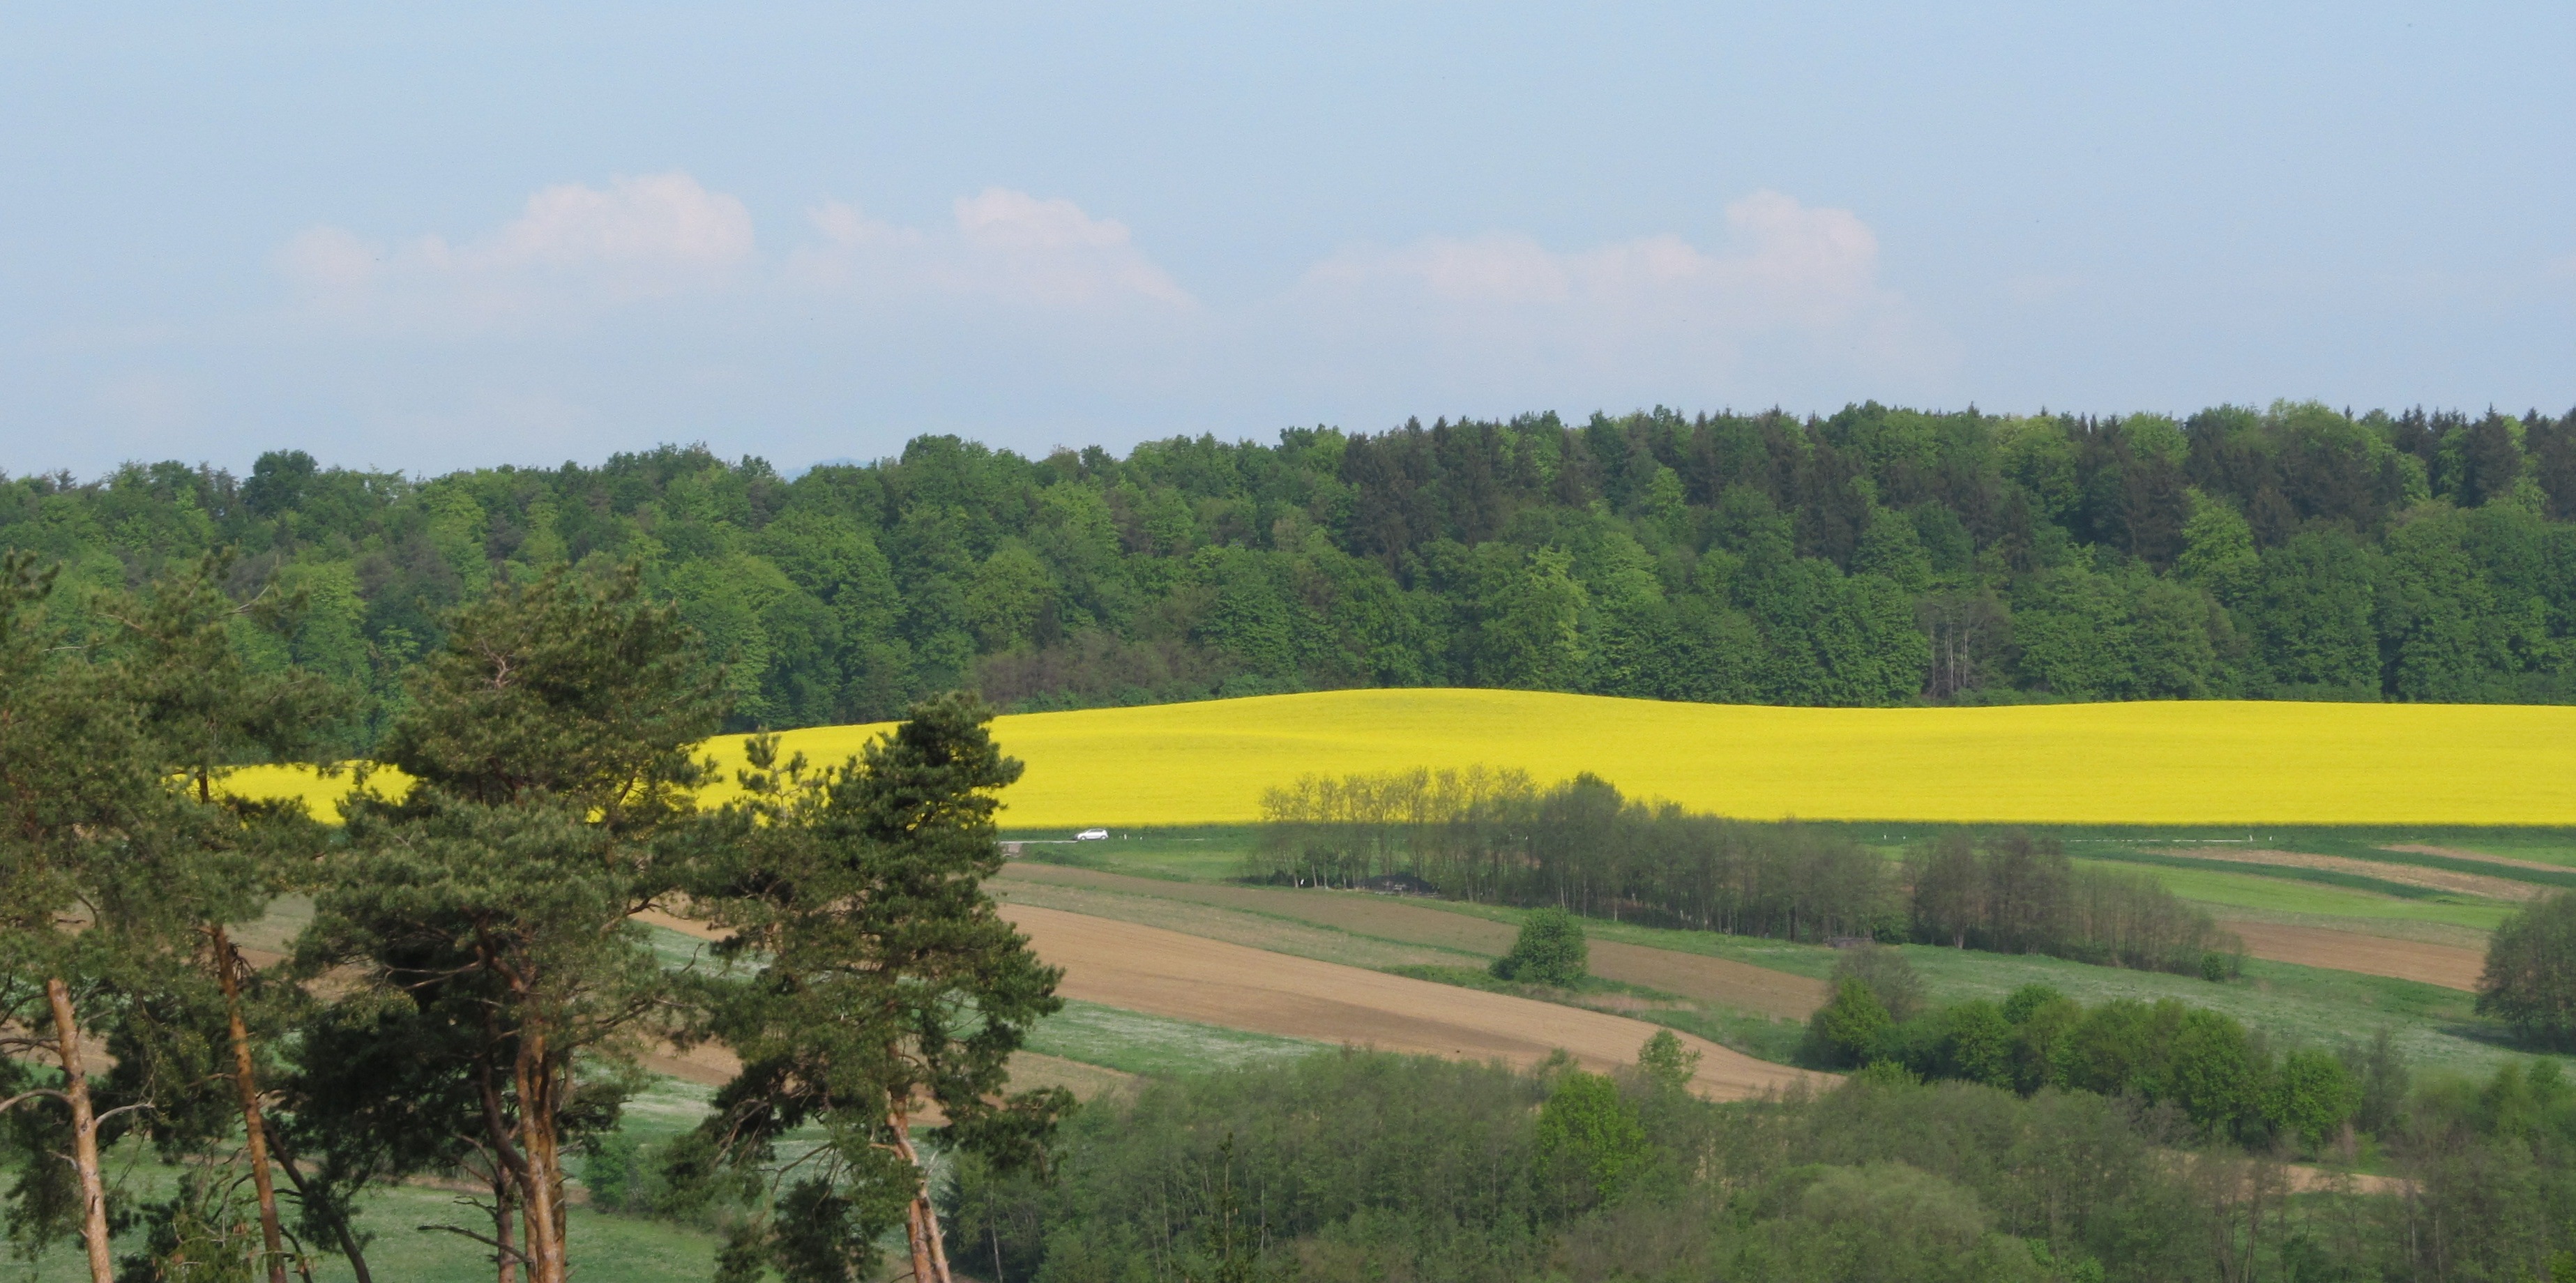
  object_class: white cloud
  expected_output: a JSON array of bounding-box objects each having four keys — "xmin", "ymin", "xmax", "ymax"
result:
[
  {"xmin": 1275, "ymin": 190, "xmax": 1944, "ymax": 403},
  {"xmin": 787, "ymin": 186, "xmax": 1194, "ymax": 311},
  {"xmin": 1303, "ymin": 190, "xmax": 1895, "ymax": 330},
  {"xmin": 275, "ymin": 172, "xmax": 756, "ymax": 328}
]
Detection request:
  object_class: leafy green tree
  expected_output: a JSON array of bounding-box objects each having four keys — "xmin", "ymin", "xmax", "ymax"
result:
[
  {"xmin": 2264, "ymin": 1048, "xmax": 2361, "ymax": 1153},
  {"xmin": 2477, "ymin": 892, "xmax": 2576, "ymax": 1050},
  {"xmin": 685, "ymin": 693, "xmax": 1068, "ymax": 1283},
  {"xmin": 1636, "ymin": 1029, "xmax": 1702, "ymax": 1094},
  {"xmin": 1804, "ymin": 978, "xmax": 1895, "ymax": 1070},
  {"xmin": 2161, "ymin": 1007, "xmax": 2258, "ymax": 1137},
  {"xmin": 1476, "ymin": 547, "xmax": 1588, "ymax": 690},
  {"xmin": 2176, "ymin": 489, "xmax": 2259, "ymax": 605},
  {"xmin": 1939, "ymin": 1001, "xmax": 2016, "ymax": 1088},
  {"xmin": 1532, "ymin": 1070, "xmax": 1648, "ymax": 1210},
  {"xmin": 1491, "ymin": 907, "xmax": 1588, "ymax": 987},
  {"xmin": 307, "ymin": 566, "xmax": 724, "ymax": 1283}
]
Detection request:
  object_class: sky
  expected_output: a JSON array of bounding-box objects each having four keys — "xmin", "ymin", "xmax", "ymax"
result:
[{"xmin": 1, "ymin": 2, "xmax": 2569, "ymax": 479}]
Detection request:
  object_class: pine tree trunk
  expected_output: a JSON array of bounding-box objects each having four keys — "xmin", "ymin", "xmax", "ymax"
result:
[
  {"xmin": 210, "ymin": 925, "xmax": 291, "ymax": 1283},
  {"xmin": 888, "ymin": 1105, "xmax": 952, "ymax": 1283},
  {"xmin": 45, "ymin": 975, "xmax": 114, "ymax": 1283},
  {"xmin": 512, "ymin": 1029, "xmax": 568, "ymax": 1283},
  {"xmin": 492, "ymin": 1164, "xmax": 518, "ymax": 1283}
]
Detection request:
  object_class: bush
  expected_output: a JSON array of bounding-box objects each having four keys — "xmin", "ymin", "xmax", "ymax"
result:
[
  {"xmin": 1803, "ymin": 978, "xmax": 1894, "ymax": 1069},
  {"xmin": 1492, "ymin": 906, "xmax": 1588, "ymax": 986}
]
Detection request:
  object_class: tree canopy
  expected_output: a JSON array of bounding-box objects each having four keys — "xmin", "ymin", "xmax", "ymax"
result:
[{"xmin": 10, "ymin": 400, "xmax": 2576, "ymax": 748}]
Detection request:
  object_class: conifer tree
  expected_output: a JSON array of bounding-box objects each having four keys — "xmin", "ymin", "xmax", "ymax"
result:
[
  {"xmin": 0, "ymin": 551, "xmax": 170, "ymax": 1282},
  {"xmin": 104, "ymin": 552, "xmax": 347, "ymax": 1283},
  {"xmin": 305, "ymin": 565, "xmax": 723, "ymax": 1283},
  {"xmin": 685, "ymin": 692, "xmax": 1068, "ymax": 1283}
]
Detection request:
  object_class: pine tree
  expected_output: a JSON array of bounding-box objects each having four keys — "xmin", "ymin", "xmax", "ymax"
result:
[
  {"xmin": 686, "ymin": 692, "xmax": 1068, "ymax": 1283},
  {"xmin": 305, "ymin": 566, "xmax": 723, "ymax": 1283}
]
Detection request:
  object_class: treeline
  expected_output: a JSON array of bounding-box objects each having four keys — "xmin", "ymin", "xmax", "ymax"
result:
[
  {"xmin": 1805, "ymin": 947, "xmax": 2385, "ymax": 1149},
  {"xmin": 9, "ymin": 399, "xmax": 2576, "ymax": 750},
  {"xmin": 1251, "ymin": 768, "xmax": 2231, "ymax": 975},
  {"xmin": 0, "ymin": 555, "xmax": 1052, "ymax": 1283},
  {"xmin": 954, "ymin": 1039, "xmax": 2576, "ymax": 1282}
]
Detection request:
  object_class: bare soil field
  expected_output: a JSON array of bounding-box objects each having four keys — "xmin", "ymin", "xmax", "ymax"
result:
[
  {"xmin": 1001, "ymin": 863, "xmax": 1828, "ymax": 1019},
  {"xmin": 2221, "ymin": 920, "xmax": 2488, "ymax": 992},
  {"xmin": 1001, "ymin": 902, "xmax": 1827, "ymax": 1100},
  {"xmin": 2155, "ymin": 847, "xmax": 2540, "ymax": 900}
]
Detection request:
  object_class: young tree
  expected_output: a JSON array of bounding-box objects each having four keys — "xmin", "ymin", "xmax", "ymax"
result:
[
  {"xmin": 685, "ymin": 693, "xmax": 1068, "ymax": 1283},
  {"xmin": 305, "ymin": 566, "xmax": 724, "ymax": 1283},
  {"xmin": 2478, "ymin": 892, "xmax": 2576, "ymax": 1049}
]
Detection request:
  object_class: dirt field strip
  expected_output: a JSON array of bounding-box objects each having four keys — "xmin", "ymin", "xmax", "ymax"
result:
[
  {"xmin": 2384, "ymin": 844, "xmax": 2576, "ymax": 876},
  {"xmin": 1001, "ymin": 863, "xmax": 1830, "ymax": 1019},
  {"xmin": 999, "ymin": 902, "xmax": 1827, "ymax": 1100},
  {"xmin": 2220, "ymin": 920, "xmax": 2488, "ymax": 991},
  {"xmin": 2153, "ymin": 848, "xmax": 2542, "ymax": 901}
]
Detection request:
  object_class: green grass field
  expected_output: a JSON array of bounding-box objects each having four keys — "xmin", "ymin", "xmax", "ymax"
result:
[{"xmin": 1022, "ymin": 999, "xmax": 1322, "ymax": 1076}]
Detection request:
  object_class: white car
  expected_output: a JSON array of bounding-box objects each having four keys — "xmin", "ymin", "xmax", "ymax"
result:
[{"xmin": 1075, "ymin": 828, "xmax": 1109, "ymax": 841}]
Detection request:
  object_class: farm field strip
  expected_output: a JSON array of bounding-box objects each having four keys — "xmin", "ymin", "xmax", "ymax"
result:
[
  {"xmin": 998, "ymin": 902, "xmax": 1825, "ymax": 1100},
  {"xmin": 2218, "ymin": 920, "xmax": 2487, "ymax": 992},
  {"xmin": 222, "ymin": 689, "xmax": 2576, "ymax": 827},
  {"xmin": 997, "ymin": 863, "xmax": 1830, "ymax": 1019},
  {"xmin": 2070, "ymin": 859, "xmax": 2518, "ymax": 932},
  {"xmin": 2145, "ymin": 847, "xmax": 2543, "ymax": 900}
]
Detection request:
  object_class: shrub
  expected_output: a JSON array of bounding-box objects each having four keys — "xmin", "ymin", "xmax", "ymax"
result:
[
  {"xmin": 1803, "ymin": 978, "xmax": 1894, "ymax": 1069},
  {"xmin": 1492, "ymin": 906, "xmax": 1588, "ymax": 987}
]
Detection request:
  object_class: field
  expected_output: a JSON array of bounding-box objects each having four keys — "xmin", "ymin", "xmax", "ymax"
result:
[
  {"xmin": 999, "ymin": 901, "xmax": 1824, "ymax": 1098},
  {"xmin": 222, "ymin": 689, "xmax": 2576, "ymax": 826}
]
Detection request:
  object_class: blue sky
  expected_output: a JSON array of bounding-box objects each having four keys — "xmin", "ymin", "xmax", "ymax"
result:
[{"xmin": 2, "ymin": 2, "xmax": 2568, "ymax": 477}]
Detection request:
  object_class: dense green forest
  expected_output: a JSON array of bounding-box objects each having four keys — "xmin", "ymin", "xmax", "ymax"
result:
[
  {"xmin": 957, "ymin": 1041, "xmax": 2576, "ymax": 1283},
  {"xmin": 6, "ymin": 400, "xmax": 2575, "ymax": 745}
]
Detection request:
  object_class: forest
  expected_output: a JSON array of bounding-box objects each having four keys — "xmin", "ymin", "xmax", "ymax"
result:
[
  {"xmin": 4, "ymin": 399, "xmax": 2575, "ymax": 747},
  {"xmin": 959, "ymin": 1038, "xmax": 2576, "ymax": 1283}
]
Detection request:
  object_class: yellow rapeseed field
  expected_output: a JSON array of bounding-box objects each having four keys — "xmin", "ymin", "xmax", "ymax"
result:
[{"xmin": 225, "ymin": 690, "xmax": 2576, "ymax": 828}]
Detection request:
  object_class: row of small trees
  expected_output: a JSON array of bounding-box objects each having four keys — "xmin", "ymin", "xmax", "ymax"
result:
[
  {"xmin": 1805, "ymin": 948, "xmax": 2391, "ymax": 1152},
  {"xmin": 0, "ymin": 552, "xmax": 1054, "ymax": 1283},
  {"xmin": 1251, "ymin": 768, "xmax": 2232, "ymax": 974}
]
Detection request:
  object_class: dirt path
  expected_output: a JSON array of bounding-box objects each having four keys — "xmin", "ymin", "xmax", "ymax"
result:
[
  {"xmin": 999, "ymin": 902, "xmax": 1827, "ymax": 1100},
  {"xmin": 1001, "ymin": 863, "xmax": 1828, "ymax": 1019},
  {"xmin": 2153, "ymin": 848, "xmax": 2540, "ymax": 901},
  {"xmin": 2221, "ymin": 920, "xmax": 2488, "ymax": 991}
]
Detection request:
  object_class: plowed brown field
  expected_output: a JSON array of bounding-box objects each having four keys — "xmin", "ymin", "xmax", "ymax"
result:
[
  {"xmin": 1001, "ymin": 902, "xmax": 1827, "ymax": 1100},
  {"xmin": 1000, "ymin": 863, "xmax": 1829, "ymax": 1018},
  {"xmin": 2222, "ymin": 920, "xmax": 2487, "ymax": 991}
]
